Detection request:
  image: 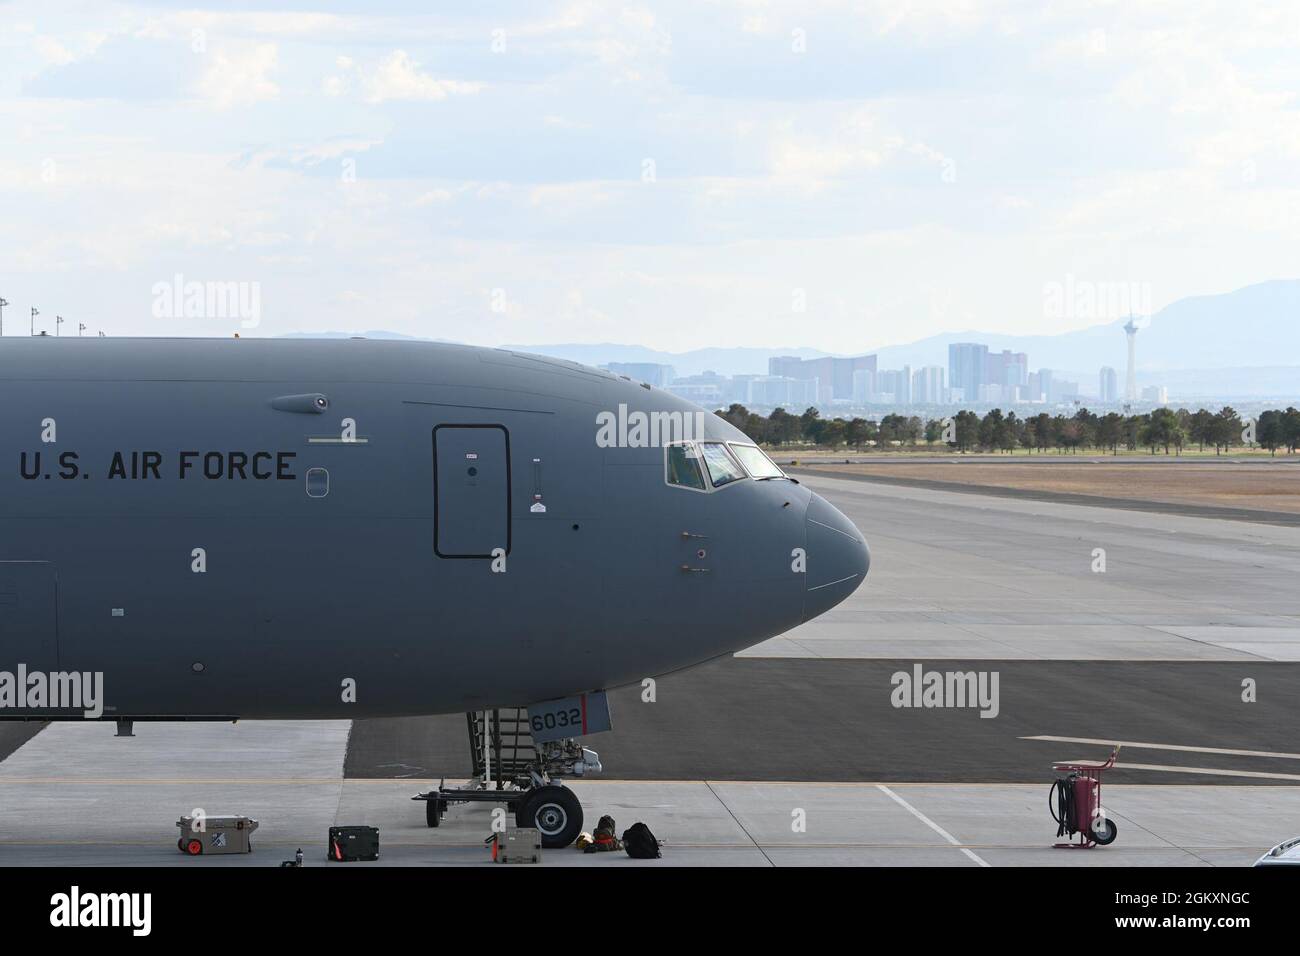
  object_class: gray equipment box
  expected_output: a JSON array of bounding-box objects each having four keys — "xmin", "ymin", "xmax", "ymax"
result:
[
  {"xmin": 494, "ymin": 828, "xmax": 542, "ymax": 864},
  {"xmin": 177, "ymin": 815, "xmax": 259, "ymax": 855}
]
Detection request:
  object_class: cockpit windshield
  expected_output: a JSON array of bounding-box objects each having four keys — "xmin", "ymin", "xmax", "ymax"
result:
[
  {"xmin": 665, "ymin": 442, "xmax": 706, "ymax": 490},
  {"xmin": 729, "ymin": 443, "xmax": 786, "ymax": 479},
  {"xmin": 699, "ymin": 442, "xmax": 746, "ymax": 487}
]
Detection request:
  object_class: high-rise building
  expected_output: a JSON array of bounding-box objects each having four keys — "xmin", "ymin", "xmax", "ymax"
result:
[
  {"xmin": 948, "ymin": 343, "xmax": 988, "ymax": 404},
  {"xmin": 769, "ymin": 354, "xmax": 877, "ymax": 403},
  {"xmin": 1047, "ymin": 376, "xmax": 1079, "ymax": 404},
  {"xmin": 986, "ymin": 350, "xmax": 1028, "ymax": 388},
  {"xmin": 665, "ymin": 370, "xmax": 726, "ymax": 405},
  {"xmin": 851, "ymin": 368, "xmax": 875, "ymax": 403},
  {"xmin": 875, "ymin": 367, "xmax": 912, "ymax": 404},
  {"xmin": 745, "ymin": 376, "xmax": 820, "ymax": 408},
  {"xmin": 1099, "ymin": 366, "xmax": 1118, "ymax": 403},
  {"xmin": 603, "ymin": 362, "xmax": 675, "ymax": 387},
  {"xmin": 911, "ymin": 366, "xmax": 945, "ymax": 404},
  {"xmin": 1036, "ymin": 368, "xmax": 1054, "ymax": 403}
]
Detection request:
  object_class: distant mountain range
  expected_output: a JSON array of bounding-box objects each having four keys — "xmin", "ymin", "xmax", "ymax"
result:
[
  {"xmin": 282, "ymin": 280, "xmax": 1299, "ymax": 397},
  {"xmin": 499, "ymin": 280, "xmax": 1298, "ymax": 380},
  {"xmin": 869, "ymin": 279, "xmax": 1300, "ymax": 375}
]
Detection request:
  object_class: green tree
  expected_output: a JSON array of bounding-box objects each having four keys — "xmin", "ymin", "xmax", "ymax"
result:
[
  {"xmin": 1188, "ymin": 409, "xmax": 1214, "ymax": 451},
  {"xmin": 978, "ymin": 408, "xmax": 1004, "ymax": 450},
  {"xmin": 1030, "ymin": 413, "xmax": 1053, "ymax": 453},
  {"xmin": 799, "ymin": 407, "xmax": 822, "ymax": 444},
  {"xmin": 1210, "ymin": 406, "xmax": 1242, "ymax": 455},
  {"xmin": 953, "ymin": 410, "xmax": 980, "ymax": 452},
  {"xmin": 1283, "ymin": 407, "xmax": 1300, "ymax": 453},
  {"xmin": 1095, "ymin": 412, "xmax": 1123, "ymax": 455},
  {"xmin": 844, "ymin": 417, "xmax": 872, "ymax": 450},
  {"xmin": 1142, "ymin": 407, "xmax": 1183, "ymax": 455},
  {"xmin": 768, "ymin": 407, "xmax": 802, "ymax": 446},
  {"xmin": 1258, "ymin": 409, "xmax": 1282, "ymax": 456},
  {"xmin": 820, "ymin": 418, "xmax": 847, "ymax": 448}
]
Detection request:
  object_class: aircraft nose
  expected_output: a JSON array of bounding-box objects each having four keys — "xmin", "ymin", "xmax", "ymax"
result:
[{"xmin": 803, "ymin": 492, "xmax": 869, "ymax": 622}]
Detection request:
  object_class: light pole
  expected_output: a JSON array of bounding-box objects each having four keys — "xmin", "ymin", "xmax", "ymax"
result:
[
  {"xmin": 0, "ymin": 296, "xmax": 7, "ymax": 336},
  {"xmin": 30, "ymin": 307, "xmax": 39, "ymax": 336},
  {"xmin": 56, "ymin": 315, "xmax": 64, "ymax": 336},
  {"xmin": 78, "ymin": 322, "xmax": 86, "ymax": 337}
]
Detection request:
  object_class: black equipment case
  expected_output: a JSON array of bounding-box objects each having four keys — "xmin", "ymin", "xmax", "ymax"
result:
[{"xmin": 328, "ymin": 826, "xmax": 380, "ymax": 862}]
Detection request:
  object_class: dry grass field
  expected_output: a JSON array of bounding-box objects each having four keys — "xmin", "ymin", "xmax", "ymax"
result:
[{"xmin": 793, "ymin": 457, "xmax": 1300, "ymax": 514}]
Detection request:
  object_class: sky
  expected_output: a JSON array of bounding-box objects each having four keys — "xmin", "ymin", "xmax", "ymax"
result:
[{"xmin": 1, "ymin": 0, "xmax": 1298, "ymax": 353}]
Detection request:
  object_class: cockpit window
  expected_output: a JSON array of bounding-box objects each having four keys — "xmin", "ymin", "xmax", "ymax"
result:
[
  {"xmin": 699, "ymin": 442, "xmax": 746, "ymax": 487},
  {"xmin": 729, "ymin": 443, "xmax": 786, "ymax": 479},
  {"xmin": 665, "ymin": 442, "xmax": 706, "ymax": 490}
]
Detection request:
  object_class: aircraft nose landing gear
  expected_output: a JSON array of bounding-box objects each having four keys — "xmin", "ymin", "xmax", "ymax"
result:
[
  {"xmin": 413, "ymin": 707, "xmax": 603, "ymax": 849},
  {"xmin": 518, "ymin": 785, "xmax": 583, "ymax": 848}
]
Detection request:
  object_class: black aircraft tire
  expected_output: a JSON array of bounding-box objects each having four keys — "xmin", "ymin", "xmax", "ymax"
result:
[
  {"xmin": 426, "ymin": 799, "xmax": 442, "ymax": 828},
  {"xmin": 517, "ymin": 786, "xmax": 583, "ymax": 849},
  {"xmin": 1092, "ymin": 818, "xmax": 1118, "ymax": 846}
]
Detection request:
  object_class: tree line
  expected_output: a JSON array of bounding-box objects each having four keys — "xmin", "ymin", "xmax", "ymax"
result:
[{"xmin": 714, "ymin": 404, "xmax": 1300, "ymax": 455}]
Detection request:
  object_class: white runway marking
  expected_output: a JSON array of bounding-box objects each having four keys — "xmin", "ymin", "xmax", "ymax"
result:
[
  {"xmin": 876, "ymin": 784, "xmax": 991, "ymax": 867},
  {"xmin": 1022, "ymin": 736, "xmax": 1300, "ymax": 761}
]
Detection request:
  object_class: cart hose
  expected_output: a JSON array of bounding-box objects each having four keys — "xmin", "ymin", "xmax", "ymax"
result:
[{"xmin": 1048, "ymin": 778, "xmax": 1075, "ymax": 837}]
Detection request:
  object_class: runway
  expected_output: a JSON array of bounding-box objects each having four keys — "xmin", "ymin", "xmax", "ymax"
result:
[
  {"xmin": 760, "ymin": 473, "xmax": 1300, "ymax": 660},
  {"xmin": 1, "ymin": 474, "xmax": 1298, "ymax": 865},
  {"xmin": 344, "ymin": 660, "xmax": 1300, "ymax": 784}
]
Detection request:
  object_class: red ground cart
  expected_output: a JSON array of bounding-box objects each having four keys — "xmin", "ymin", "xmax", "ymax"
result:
[{"xmin": 1050, "ymin": 746, "xmax": 1121, "ymax": 848}]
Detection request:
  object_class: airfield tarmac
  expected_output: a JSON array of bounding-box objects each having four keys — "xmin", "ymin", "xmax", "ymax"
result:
[{"xmin": 1, "ymin": 469, "xmax": 1298, "ymax": 866}]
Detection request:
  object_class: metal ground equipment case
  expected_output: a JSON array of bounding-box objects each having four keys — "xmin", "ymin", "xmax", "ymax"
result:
[
  {"xmin": 491, "ymin": 828, "xmax": 542, "ymax": 864},
  {"xmin": 177, "ymin": 815, "xmax": 259, "ymax": 855}
]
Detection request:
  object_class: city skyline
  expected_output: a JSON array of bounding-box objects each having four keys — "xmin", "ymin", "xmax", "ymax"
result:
[{"xmin": 610, "ymin": 328, "xmax": 1176, "ymax": 412}]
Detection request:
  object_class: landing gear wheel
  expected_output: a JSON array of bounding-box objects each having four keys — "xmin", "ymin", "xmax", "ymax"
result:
[
  {"xmin": 425, "ymin": 799, "xmax": 445, "ymax": 828},
  {"xmin": 517, "ymin": 785, "xmax": 583, "ymax": 849},
  {"xmin": 1092, "ymin": 818, "xmax": 1118, "ymax": 846}
]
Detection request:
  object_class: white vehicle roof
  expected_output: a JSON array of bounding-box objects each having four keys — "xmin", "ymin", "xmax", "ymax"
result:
[{"xmin": 1255, "ymin": 836, "xmax": 1300, "ymax": 866}]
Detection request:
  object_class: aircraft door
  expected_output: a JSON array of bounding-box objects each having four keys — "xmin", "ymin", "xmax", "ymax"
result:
[
  {"xmin": 0, "ymin": 561, "xmax": 59, "ymax": 670},
  {"xmin": 434, "ymin": 425, "xmax": 511, "ymax": 558}
]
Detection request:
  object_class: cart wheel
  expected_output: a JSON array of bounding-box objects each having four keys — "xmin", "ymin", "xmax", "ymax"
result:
[
  {"xmin": 425, "ymin": 799, "xmax": 443, "ymax": 828},
  {"xmin": 517, "ymin": 785, "xmax": 583, "ymax": 849},
  {"xmin": 177, "ymin": 838, "xmax": 186, "ymax": 853},
  {"xmin": 1092, "ymin": 818, "xmax": 1118, "ymax": 846},
  {"xmin": 185, "ymin": 838, "xmax": 203, "ymax": 856}
]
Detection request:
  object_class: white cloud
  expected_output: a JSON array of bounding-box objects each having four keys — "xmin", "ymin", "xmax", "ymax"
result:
[
  {"xmin": 196, "ymin": 42, "xmax": 279, "ymax": 110},
  {"xmin": 5, "ymin": 0, "xmax": 1300, "ymax": 352},
  {"xmin": 320, "ymin": 49, "xmax": 482, "ymax": 103},
  {"xmin": 34, "ymin": 36, "xmax": 77, "ymax": 66}
]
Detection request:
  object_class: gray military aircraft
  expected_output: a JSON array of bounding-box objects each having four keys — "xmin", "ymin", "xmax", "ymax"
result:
[{"xmin": 0, "ymin": 337, "xmax": 868, "ymax": 846}]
